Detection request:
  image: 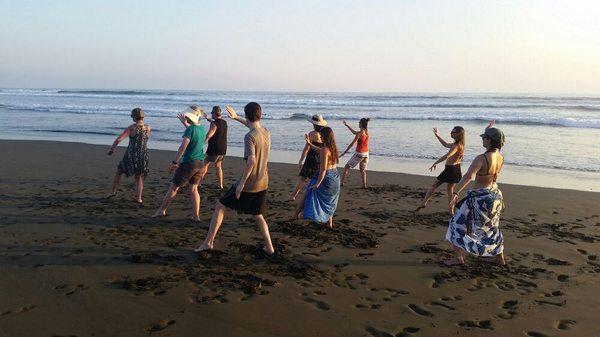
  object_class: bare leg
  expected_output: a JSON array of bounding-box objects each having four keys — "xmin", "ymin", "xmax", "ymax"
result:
[
  {"xmin": 195, "ymin": 202, "xmax": 226, "ymax": 251},
  {"xmin": 359, "ymin": 164, "xmax": 367, "ymax": 189},
  {"xmin": 288, "ymin": 177, "xmax": 307, "ymax": 201},
  {"xmin": 215, "ymin": 161, "xmax": 224, "ymax": 189},
  {"xmin": 446, "ymin": 183, "xmax": 455, "ymax": 212},
  {"xmin": 443, "ymin": 245, "xmax": 465, "ymax": 266},
  {"xmin": 110, "ymin": 172, "xmax": 122, "ymax": 196},
  {"xmin": 134, "ymin": 174, "xmax": 143, "ymax": 203},
  {"xmin": 491, "ymin": 252, "xmax": 506, "ymax": 265},
  {"xmin": 415, "ymin": 180, "xmax": 442, "ymax": 212},
  {"xmin": 189, "ymin": 184, "xmax": 201, "ymax": 221},
  {"xmin": 293, "ymin": 189, "xmax": 308, "ymax": 220},
  {"xmin": 196, "ymin": 162, "xmax": 210, "ymax": 187},
  {"xmin": 254, "ymin": 214, "xmax": 275, "ymax": 254},
  {"xmin": 327, "ymin": 216, "xmax": 333, "ymax": 228},
  {"xmin": 340, "ymin": 165, "xmax": 350, "ymax": 186},
  {"xmin": 152, "ymin": 184, "xmax": 179, "ymax": 217}
]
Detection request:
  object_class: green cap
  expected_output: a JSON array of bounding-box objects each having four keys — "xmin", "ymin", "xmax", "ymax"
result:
[{"xmin": 480, "ymin": 127, "xmax": 505, "ymax": 145}]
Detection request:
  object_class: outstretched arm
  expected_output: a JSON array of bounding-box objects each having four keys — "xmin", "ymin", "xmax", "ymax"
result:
[
  {"xmin": 429, "ymin": 145, "xmax": 458, "ymax": 171},
  {"xmin": 342, "ymin": 119, "xmax": 359, "ymax": 135},
  {"xmin": 226, "ymin": 105, "xmax": 250, "ymax": 128},
  {"xmin": 202, "ymin": 110, "xmax": 214, "ymax": 123},
  {"xmin": 433, "ymin": 128, "xmax": 452, "ymax": 148},
  {"xmin": 341, "ymin": 134, "xmax": 359, "ymax": 156},
  {"xmin": 108, "ymin": 127, "xmax": 131, "ymax": 155}
]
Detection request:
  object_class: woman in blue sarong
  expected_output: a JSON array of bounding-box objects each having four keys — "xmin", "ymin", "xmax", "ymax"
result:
[
  {"xmin": 293, "ymin": 126, "xmax": 340, "ymax": 228},
  {"xmin": 446, "ymin": 124, "xmax": 506, "ymax": 266}
]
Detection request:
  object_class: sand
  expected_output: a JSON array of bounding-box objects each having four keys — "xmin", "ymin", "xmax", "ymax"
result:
[{"xmin": 0, "ymin": 140, "xmax": 598, "ymax": 337}]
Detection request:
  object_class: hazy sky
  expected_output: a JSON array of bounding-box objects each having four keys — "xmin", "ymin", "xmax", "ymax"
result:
[{"xmin": 1, "ymin": 0, "xmax": 599, "ymax": 93}]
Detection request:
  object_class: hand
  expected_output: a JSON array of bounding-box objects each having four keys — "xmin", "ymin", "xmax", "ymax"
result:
[
  {"xmin": 311, "ymin": 183, "xmax": 321, "ymax": 190},
  {"xmin": 235, "ymin": 183, "xmax": 244, "ymax": 199},
  {"xmin": 342, "ymin": 119, "xmax": 348, "ymax": 126},
  {"xmin": 169, "ymin": 162, "xmax": 178, "ymax": 173},
  {"xmin": 177, "ymin": 113, "xmax": 186, "ymax": 123},
  {"xmin": 226, "ymin": 105, "xmax": 238, "ymax": 120},
  {"xmin": 304, "ymin": 133, "xmax": 311, "ymax": 144},
  {"xmin": 429, "ymin": 164, "xmax": 437, "ymax": 172},
  {"xmin": 433, "ymin": 127, "xmax": 439, "ymax": 136},
  {"xmin": 486, "ymin": 119, "xmax": 496, "ymax": 129},
  {"xmin": 107, "ymin": 148, "xmax": 114, "ymax": 156}
]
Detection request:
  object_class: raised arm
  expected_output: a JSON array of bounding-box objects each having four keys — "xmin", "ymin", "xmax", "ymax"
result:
[
  {"xmin": 107, "ymin": 126, "xmax": 131, "ymax": 155},
  {"xmin": 311, "ymin": 148, "xmax": 330, "ymax": 189},
  {"xmin": 177, "ymin": 114, "xmax": 190, "ymax": 128},
  {"xmin": 202, "ymin": 110, "xmax": 214, "ymax": 123},
  {"xmin": 342, "ymin": 119, "xmax": 359, "ymax": 135},
  {"xmin": 226, "ymin": 105, "xmax": 250, "ymax": 128},
  {"xmin": 429, "ymin": 144, "xmax": 458, "ymax": 171},
  {"xmin": 486, "ymin": 119, "xmax": 496, "ymax": 129},
  {"xmin": 205, "ymin": 122, "xmax": 217, "ymax": 142},
  {"xmin": 433, "ymin": 128, "xmax": 452, "ymax": 148},
  {"xmin": 341, "ymin": 133, "xmax": 359, "ymax": 156}
]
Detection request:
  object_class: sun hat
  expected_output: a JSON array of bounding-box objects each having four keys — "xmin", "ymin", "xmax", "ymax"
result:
[
  {"xmin": 183, "ymin": 106, "xmax": 201, "ymax": 124},
  {"xmin": 480, "ymin": 127, "xmax": 505, "ymax": 145},
  {"xmin": 308, "ymin": 114, "xmax": 327, "ymax": 126}
]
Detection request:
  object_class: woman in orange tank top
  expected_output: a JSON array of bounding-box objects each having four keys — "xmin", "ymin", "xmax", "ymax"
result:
[{"xmin": 341, "ymin": 118, "xmax": 370, "ymax": 189}]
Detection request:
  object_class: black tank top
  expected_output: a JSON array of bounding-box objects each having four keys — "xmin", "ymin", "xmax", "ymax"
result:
[{"xmin": 206, "ymin": 118, "xmax": 227, "ymax": 155}]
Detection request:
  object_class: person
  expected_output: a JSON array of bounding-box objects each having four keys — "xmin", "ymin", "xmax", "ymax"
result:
[
  {"xmin": 287, "ymin": 114, "xmax": 327, "ymax": 201},
  {"xmin": 107, "ymin": 108, "xmax": 152, "ymax": 204},
  {"xmin": 152, "ymin": 107, "xmax": 207, "ymax": 221},
  {"xmin": 445, "ymin": 123, "xmax": 506, "ymax": 266},
  {"xmin": 195, "ymin": 103, "xmax": 275, "ymax": 254},
  {"xmin": 340, "ymin": 118, "xmax": 370, "ymax": 188},
  {"xmin": 415, "ymin": 126, "xmax": 466, "ymax": 212},
  {"xmin": 293, "ymin": 127, "xmax": 341, "ymax": 228},
  {"xmin": 178, "ymin": 106, "xmax": 228, "ymax": 189}
]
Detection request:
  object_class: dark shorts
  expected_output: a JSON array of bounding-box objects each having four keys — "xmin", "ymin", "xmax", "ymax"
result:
[
  {"xmin": 219, "ymin": 185, "xmax": 267, "ymax": 215},
  {"xmin": 437, "ymin": 164, "xmax": 462, "ymax": 184},
  {"xmin": 206, "ymin": 154, "xmax": 225, "ymax": 163},
  {"xmin": 172, "ymin": 160, "xmax": 205, "ymax": 187}
]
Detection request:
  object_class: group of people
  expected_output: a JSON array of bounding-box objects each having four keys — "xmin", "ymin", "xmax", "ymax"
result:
[{"xmin": 108, "ymin": 102, "xmax": 506, "ymax": 266}]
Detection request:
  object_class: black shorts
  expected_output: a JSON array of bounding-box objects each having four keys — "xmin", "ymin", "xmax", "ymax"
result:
[
  {"xmin": 219, "ymin": 185, "xmax": 267, "ymax": 215},
  {"xmin": 206, "ymin": 154, "xmax": 225, "ymax": 163},
  {"xmin": 437, "ymin": 164, "xmax": 462, "ymax": 184},
  {"xmin": 172, "ymin": 160, "xmax": 204, "ymax": 187}
]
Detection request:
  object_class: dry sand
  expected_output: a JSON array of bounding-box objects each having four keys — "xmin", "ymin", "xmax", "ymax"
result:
[{"xmin": 0, "ymin": 140, "xmax": 598, "ymax": 337}]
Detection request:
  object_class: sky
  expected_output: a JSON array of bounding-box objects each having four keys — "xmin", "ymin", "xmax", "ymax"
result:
[{"xmin": 1, "ymin": 0, "xmax": 599, "ymax": 93}]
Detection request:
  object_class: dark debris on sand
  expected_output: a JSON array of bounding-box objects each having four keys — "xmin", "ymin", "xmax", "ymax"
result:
[{"xmin": 273, "ymin": 220, "xmax": 381, "ymax": 249}]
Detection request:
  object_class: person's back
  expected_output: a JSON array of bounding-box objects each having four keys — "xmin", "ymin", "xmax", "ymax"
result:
[
  {"xmin": 207, "ymin": 118, "xmax": 227, "ymax": 156},
  {"xmin": 474, "ymin": 151, "xmax": 503, "ymax": 188},
  {"xmin": 181, "ymin": 124, "xmax": 207, "ymax": 162},
  {"xmin": 242, "ymin": 127, "xmax": 270, "ymax": 192}
]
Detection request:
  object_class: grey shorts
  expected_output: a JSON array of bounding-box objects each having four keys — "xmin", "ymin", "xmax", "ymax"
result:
[{"xmin": 172, "ymin": 160, "xmax": 205, "ymax": 187}]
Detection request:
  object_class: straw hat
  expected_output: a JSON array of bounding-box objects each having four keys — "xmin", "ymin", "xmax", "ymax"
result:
[
  {"xmin": 308, "ymin": 114, "xmax": 327, "ymax": 126},
  {"xmin": 183, "ymin": 106, "xmax": 201, "ymax": 124}
]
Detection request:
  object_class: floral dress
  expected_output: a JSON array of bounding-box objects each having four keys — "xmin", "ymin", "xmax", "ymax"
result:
[{"xmin": 117, "ymin": 125, "xmax": 149, "ymax": 177}]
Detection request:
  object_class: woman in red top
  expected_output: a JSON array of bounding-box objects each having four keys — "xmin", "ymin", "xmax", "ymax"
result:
[{"xmin": 341, "ymin": 118, "xmax": 370, "ymax": 189}]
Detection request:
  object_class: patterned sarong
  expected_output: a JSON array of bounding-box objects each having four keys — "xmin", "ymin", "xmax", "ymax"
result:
[{"xmin": 445, "ymin": 184, "xmax": 505, "ymax": 256}]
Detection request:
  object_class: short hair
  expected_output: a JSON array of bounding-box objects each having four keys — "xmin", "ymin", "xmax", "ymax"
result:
[
  {"xmin": 131, "ymin": 107, "xmax": 144, "ymax": 121},
  {"xmin": 211, "ymin": 106, "xmax": 222, "ymax": 117},
  {"xmin": 359, "ymin": 118, "xmax": 370, "ymax": 129},
  {"xmin": 244, "ymin": 102, "xmax": 262, "ymax": 122}
]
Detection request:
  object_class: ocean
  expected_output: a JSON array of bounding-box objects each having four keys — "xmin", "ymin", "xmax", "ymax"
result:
[{"xmin": 1, "ymin": 89, "xmax": 599, "ymax": 191}]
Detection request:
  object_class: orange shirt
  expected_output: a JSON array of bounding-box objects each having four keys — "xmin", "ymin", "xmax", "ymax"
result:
[{"xmin": 356, "ymin": 132, "xmax": 369, "ymax": 153}]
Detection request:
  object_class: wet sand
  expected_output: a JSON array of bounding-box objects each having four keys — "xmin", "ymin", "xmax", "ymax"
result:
[{"xmin": 0, "ymin": 140, "xmax": 599, "ymax": 337}]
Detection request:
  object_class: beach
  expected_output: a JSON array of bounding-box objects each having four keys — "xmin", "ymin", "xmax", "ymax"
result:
[{"xmin": 0, "ymin": 139, "xmax": 598, "ymax": 337}]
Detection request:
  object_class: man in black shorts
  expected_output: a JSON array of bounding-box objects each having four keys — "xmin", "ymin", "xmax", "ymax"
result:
[
  {"xmin": 199, "ymin": 106, "xmax": 228, "ymax": 189},
  {"xmin": 195, "ymin": 102, "xmax": 275, "ymax": 254}
]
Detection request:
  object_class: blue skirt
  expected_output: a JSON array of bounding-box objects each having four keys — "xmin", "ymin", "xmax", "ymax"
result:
[{"xmin": 303, "ymin": 169, "xmax": 341, "ymax": 223}]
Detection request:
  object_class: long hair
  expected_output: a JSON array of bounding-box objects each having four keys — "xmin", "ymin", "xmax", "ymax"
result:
[
  {"xmin": 452, "ymin": 126, "xmax": 465, "ymax": 154},
  {"xmin": 319, "ymin": 127, "xmax": 339, "ymax": 164}
]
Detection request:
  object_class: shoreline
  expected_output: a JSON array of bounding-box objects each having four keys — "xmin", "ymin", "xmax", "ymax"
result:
[{"xmin": 1, "ymin": 133, "xmax": 598, "ymax": 193}]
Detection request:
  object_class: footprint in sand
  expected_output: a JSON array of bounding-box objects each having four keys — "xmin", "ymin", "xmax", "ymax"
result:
[
  {"xmin": 557, "ymin": 274, "xmax": 569, "ymax": 282},
  {"xmin": 428, "ymin": 301, "xmax": 456, "ymax": 311},
  {"xmin": 302, "ymin": 295, "xmax": 331, "ymax": 311},
  {"xmin": 526, "ymin": 332, "xmax": 549, "ymax": 337},
  {"xmin": 364, "ymin": 326, "xmax": 394, "ymax": 337},
  {"xmin": 146, "ymin": 319, "xmax": 176, "ymax": 332},
  {"xmin": 17, "ymin": 305, "xmax": 36, "ymax": 313},
  {"xmin": 407, "ymin": 304, "xmax": 434, "ymax": 317},
  {"xmin": 458, "ymin": 320, "xmax": 493, "ymax": 330},
  {"xmin": 556, "ymin": 319, "xmax": 576, "ymax": 330}
]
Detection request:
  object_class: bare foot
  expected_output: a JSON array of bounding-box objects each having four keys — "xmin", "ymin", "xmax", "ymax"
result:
[
  {"xmin": 105, "ymin": 192, "xmax": 116, "ymax": 199},
  {"xmin": 151, "ymin": 209, "xmax": 167, "ymax": 218},
  {"xmin": 263, "ymin": 246, "xmax": 275, "ymax": 255},
  {"xmin": 194, "ymin": 243, "xmax": 213, "ymax": 252},
  {"xmin": 443, "ymin": 257, "xmax": 465, "ymax": 266},
  {"xmin": 190, "ymin": 216, "xmax": 201, "ymax": 223},
  {"xmin": 135, "ymin": 198, "xmax": 143, "ymax": 204}
]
